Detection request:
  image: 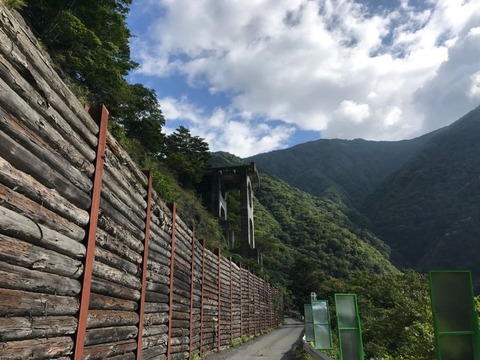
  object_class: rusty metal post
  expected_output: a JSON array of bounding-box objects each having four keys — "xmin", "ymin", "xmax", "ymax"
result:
[
  {"xmin": 166, "ymin": 203, "xmax": 177, "ymax": 360},
  {"xmin": 253, "ymin": 271, "xmax": 257, "ymax": 335},
  {"xmin": 135, "ymin": 170, "xmax": 153, "ymax": 360},
  {"xmin": 74, "ymin": 105, "xmax": 108, "ymax": 360},
  {"xmin": 247, "ymin": 268, "xmax": 251, "ymax": 336},
  {"xmin": 200, "ymin": 239, "xmax": 206, "ymax": 355},
  {"xmin": 239, "ymin": 263, "xmax": 243, "ymax": 337},
  {"xmin": 216, "ymin": 248, "xmax": 221, "ymax": 352},
  {"xmin": 229, "ymin": 258, "xmax": 233, "ymax": 343},
  {"xmin": 189, "ymin": 228, "xmax": 196, "ymax": 359}
]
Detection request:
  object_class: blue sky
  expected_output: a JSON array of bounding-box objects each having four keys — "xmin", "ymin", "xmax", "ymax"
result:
[{"xmin": 127, "ymin": 0, "xmax": 480, "ymax": 157}]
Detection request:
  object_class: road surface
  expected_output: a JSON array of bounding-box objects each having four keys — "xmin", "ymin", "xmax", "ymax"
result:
[{"xmin": 205, "ymin": 318, "xmax": 303, "ymax": 360}]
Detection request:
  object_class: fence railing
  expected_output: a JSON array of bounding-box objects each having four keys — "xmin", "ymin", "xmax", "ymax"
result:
[{"xmin": 0, "ymin": 3, "xmax": 283, "ymax": 359}]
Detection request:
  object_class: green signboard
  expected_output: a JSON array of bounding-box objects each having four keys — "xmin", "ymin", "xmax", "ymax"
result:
[
  {"xmin": 429, "ymin": 270, "xmax": 480, "ymax": 360},
  {"xmin": 335, "ymin": 294, "xmax": 364, "ymax": 360},
  {"xmin": 304, "ymin": 303, "xmax": 314, "ymax": 342},
  {"xmin": 312, "ymin": 300, "xmax": 333, "ymax": 349}
]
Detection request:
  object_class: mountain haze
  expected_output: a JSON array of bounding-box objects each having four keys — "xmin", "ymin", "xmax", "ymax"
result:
[
  {"xmin": 211, "ymin": 152, "xmax": 397, "ymax": 303},
  {"xmin": 247, "ymin": 105, "xmax": 480, "ymax": 283},
  {"xmin": 363, "ymin": 106, "xmax": 480, "ymax": 274},
  {"xmin": 247, "ymin": 135, "xmax": 434, "ymax": 206}
]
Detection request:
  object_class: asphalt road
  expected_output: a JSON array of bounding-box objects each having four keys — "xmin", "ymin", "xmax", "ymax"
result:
[{"xmin": 205, "ymin": 318, "xmax": 304, "ymax": 360}]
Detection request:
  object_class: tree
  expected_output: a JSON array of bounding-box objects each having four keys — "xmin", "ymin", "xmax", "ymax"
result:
[
  {"xmin": 318, "ymin": 271, "xmax": 435, "ymax": 359},
  {"xmin": 113, "ymin": 83, "xmax": 166, "ymax": 155},
  {"xmin": 21, "ymin": 0, "xmax": 164, "ymax": 146},
  {"xmin": 163, "ymin": 126, "xmax": 211, "ymax": 188}
]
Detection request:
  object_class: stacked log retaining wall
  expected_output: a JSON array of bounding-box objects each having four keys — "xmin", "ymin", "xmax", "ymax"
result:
[{"xmin": 0, "ymin": 4, "xmax": 283, "ymax": 360}]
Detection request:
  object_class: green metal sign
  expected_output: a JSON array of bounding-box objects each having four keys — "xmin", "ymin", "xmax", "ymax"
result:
[
  {"xmin": 429, "ymin": 270, "xmax": 480, "ymax": 360},
  {"xmin": 335, "ymin": 294, "xmax": 364, "ymax": 360},
  {"xmin": 312, "ymin": 300, "xmax": 333, "ymax": 349},
  {"xmin": 304, "ymin": 303, "xmax": 314, "ymax": 342}
]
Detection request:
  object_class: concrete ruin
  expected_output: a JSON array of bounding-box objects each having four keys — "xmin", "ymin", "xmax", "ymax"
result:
[{"xmin": 203, "ymin": 162, "xmax": 261, "ymax": 263}]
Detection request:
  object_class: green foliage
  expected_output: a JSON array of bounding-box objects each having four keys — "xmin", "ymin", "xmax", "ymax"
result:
[
  {"xmin": 163, "ymin": 126, "xmax": 211, "ymax": 188},
  {"xmin": 319, "ymin": 271, "xmax": 435, "ymax": 359},
  {"xmin": 109, "ymin": 122, "xmax": 223, "ymax": 246},
  {"xmin": 21, "ymin": 1, "xmax": 165, "ymax": 154},
  {"xmin": 248, "ymin": 136, "xmax": 432, "ymax": 207},
  {"xmin": 1, "ymin": 0, "xmax": 25, "ymax": 10},
  {"xmin": 363, "ymin": 106, "xmax": 480, "ymax": 274}
]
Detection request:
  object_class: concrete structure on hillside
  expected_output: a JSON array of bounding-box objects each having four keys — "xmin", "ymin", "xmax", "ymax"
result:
[{"xmin": 203, "ymin": 162, "xmax": 261, "ymax": 263}]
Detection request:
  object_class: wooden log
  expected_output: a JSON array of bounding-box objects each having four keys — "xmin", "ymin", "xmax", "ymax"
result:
[
  {"xmin": 0, "ymin": 153, "xmax": 89, "ymax": 226},
  {"xmin": 149, "ymin": 247, "xmax": 171, "ymax": 267},
  {"xmin": 104, "ymin": 353, "xmax": 135, "ymax": 360},
  {"xmin": 144, "ymin": 312, "xmax": 169, "ymax": 326},
  {"xmin": 0, "ymin": 316, "xmax": 77, "ymax": 341},
  {"xmin": 142, "ymin": 334, "xmax": 168, "ymax": 348},
  {"xmin": 0, "ymin": 121, "xmax": 91, "ymax": 209},
  {"xmin": 142, "ymin": 345, "xmax": 167, "ymax": 360},
  {"xmin": 99, "ymin": 181, "xmax": 145, "ymax": 232},
  {"xmin": 0, "ymin": 261, "xmax": 81, "ymax": 296},
  {"xmin": 98, "ymin": 214, "xmax": 143, "ymax": 253},
  {"xmin": 0, "ymin": 288, "xmax": 78, "ymax": 316},
  {"xmin": 89, "ymin": 293, "xmax": 138, "ymax": 312},
  {"xmin": 0, "ymin": 77, "xmax": 95, "ymax": 179},
  {"xmin": 104, "ymin": 147, "xmax": 146, "ymax": 208},
  {"xmin": 94, "ymin": 245, "xmax": 140, "ymax": 277},
  {"xmin": 93, "ymin": 260, "xmax": 141, "ymax": 290},
  {"xmin": 148, "ymin": 238, "xmax": 171, "ymax": 260},
  {"xmin": 105, "ymin": 132, "xmax": 148, "ymax": 192},
  {"xmin": 146, "ymin": 270, "xmax": 169, "ymax": 285},
  {"xmin": 171, "ymin": 319, "xmax": 190, "ymax": 329},
  {"xmin": 0, "ymin": 336, "xmax": 73, "ymax": 360},
  {"xmin": 0, "ymin": 183, "xmax": 85, "ymax": 242},
  {"xmin": 96, "ymin": 227, "xmax": 142, "ymax": 266},
  {"xmin": 0, "ymin": 233, "xmax": 83, "ymax": 279},
  {"xmin": 99, "ymin": 199, "xmax": 145, "ymax": 244},
  {"xmin": 144, "ymin": 302, "xmax": 169, "ymax": 314},
  {"xmin": 87, "ymin": 310, "xmax": 139, "ymax": 329},
  {"xmin": 91, "ymin": 277, "xmax": 140, "ymax": 301},
  {"xmin": 147, "ymin": 259, "xmax": 170, "ymax": 276},
  {"xmin": 103, "ymin": 165, "xmax": 145, "ymax": 218},
  {"xmin": 84, "ymin": 325, "xmax": 138, "ymax": 346},
  {"xmin": 145, "ymin": 281, "xmax": 170, "ymax": 294},
  {"xmin": 145, "ymin": 290, "xmax": 169, "ymax": 304},
  {"xmin": 82, "ymin": 339, "xmax": 137, "ymax": 360},
  {"xmin": 143, "ymin": 325, "xmax": 169, "ymax": 337},
  {"xmin": 0, "ymin": 5, "xmax": 99, "ymax": 143}
]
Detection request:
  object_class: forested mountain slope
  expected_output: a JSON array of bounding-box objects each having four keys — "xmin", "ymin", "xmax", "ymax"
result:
[
  {"xmin": 211, "ymin": 152, "xmax": 397, "ymax": 302},
  {"xmin": 363, "ymin": 105, "xmax": 480, "ymax": 274},
  {"xmin": 247, "ymin": 135, "xmax": 433, "ymax": 206}
]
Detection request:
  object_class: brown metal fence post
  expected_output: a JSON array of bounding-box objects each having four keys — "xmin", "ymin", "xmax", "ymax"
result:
[
  {"xmin": 239, "ymin": 263, "xmax": 243, "ymax": 337},
  {"xmin": 229, "ymin": 258, "xmax": 233, "ymax": 344},
  {"xmin": 253, "ymin": 271, "xmax": 257, "ymax": 336},
  {"xmin": 74, "ymin": 104, "xmax": 108, "ymax": 360},
  {"xmin": 136, "ymin": 170, "xmax": 153, "ymax": 359},
  {"xmin": 166, "ymin": 203, "xmax": 177, "ymax": 360},
  {"xmin": 189, "ymin": 228, "xmax": 196, "ymax": 359},
  {"xmin": 200, "ymin": 239, "xmax": 206, "ymax": 355},
  {"xmin": 248, "ymin": 269, "xmax": 252, "ymax": 336},
  {"xmin": 216, "ymin": 248, "xmax": 221, "ymax": 352}
]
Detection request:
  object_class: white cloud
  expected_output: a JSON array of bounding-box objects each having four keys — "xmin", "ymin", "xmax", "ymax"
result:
[
  {"xmin": 159, "ymin": 97, "xmax": 295, "ymax": 157},
  {"xmin": 131, "ymin": 0, "xmax": 480, "ymax": 155}
]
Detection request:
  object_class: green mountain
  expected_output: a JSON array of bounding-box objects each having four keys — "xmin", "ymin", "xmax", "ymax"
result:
[
  {"xmin": 211, "ymin": 152, "xmax": 398, "ymax": 305},
  {"xmin": 247, "ymin": 135, "xmax": 433, "ymax": 206},
  {"xmin": 363, "ymin": 106, "xmax": 480, "ymax": 274},
  {"xmin": 246, "ymin": 105, "xmax": 480, "ymax": 284}
]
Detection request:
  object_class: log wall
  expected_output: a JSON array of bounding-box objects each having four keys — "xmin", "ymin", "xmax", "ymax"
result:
[{"xmin": 0, "ymin": 4, "xmax": 283, "ymax": 360}]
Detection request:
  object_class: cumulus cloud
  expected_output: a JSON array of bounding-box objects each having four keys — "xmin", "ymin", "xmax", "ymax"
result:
[
  {"xmin": 160, "ymin": 97, "xmax": 295, "ymax": 157},
  {"xmin": 130, "ymin": 0, "xmax": 480, "ymax": 156}
]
